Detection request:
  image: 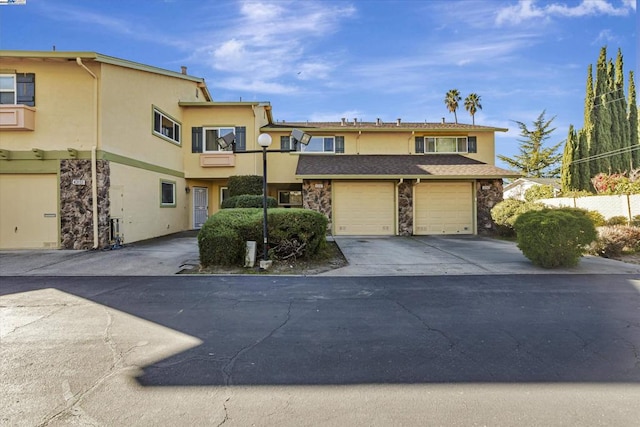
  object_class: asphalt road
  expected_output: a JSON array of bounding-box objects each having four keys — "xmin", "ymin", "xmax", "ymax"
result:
[{"xmin": 2, "ymin": 274, "xmax": 639, "ymax": 426}]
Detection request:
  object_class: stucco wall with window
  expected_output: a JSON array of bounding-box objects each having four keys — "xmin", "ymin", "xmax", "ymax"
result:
[
  {"xmin": 0, "ymin": 59, "xmax": 96, "ymax": 150},
  {"xmin": 182, "ymin": 105, "xmax": 268, "ymax": 179},
  {"xmin": 100, "ymin": 64, "xmax": 197, "ymax": 172},
  {"xmin": 109, "ymin": 162, "xmax": 188, "ymax": 244}
]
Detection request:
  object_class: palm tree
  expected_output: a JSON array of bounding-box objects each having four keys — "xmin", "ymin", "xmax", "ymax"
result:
[
  {"xmin": 464, "ymin": 93, "xmax": 482, "ymax": 125},
  {"xmin": 444, "ymin": 89, "xmax": 461, "ymax": 123}
]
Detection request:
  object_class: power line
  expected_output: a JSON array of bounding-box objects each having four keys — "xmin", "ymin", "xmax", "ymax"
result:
[{"xmin": 568, "ymin": 144, "xmax": 640, "ymax": 165}]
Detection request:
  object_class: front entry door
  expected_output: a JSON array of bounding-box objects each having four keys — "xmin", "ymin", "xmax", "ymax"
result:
[{"xmin": 193, "ymin": 187, "xmax": 208, "ymax": 229}]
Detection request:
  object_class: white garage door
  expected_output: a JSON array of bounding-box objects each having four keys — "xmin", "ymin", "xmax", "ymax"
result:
[
  {"xmin": 333, "ymin": 181, "xmax": 395, "ymax": 235},
  {"xmin": 0, "ymin": 174, "xmax": 59, "ymax": 249},
  {"xmin": 414, "ymin": 182, "xmax": 474, "ymax": 235}
]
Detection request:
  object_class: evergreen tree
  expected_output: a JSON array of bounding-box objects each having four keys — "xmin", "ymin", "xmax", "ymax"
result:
[
  {"xmin": 497, "ymin": 110, "xmax": 563, "ymax": 177},
  {"xmin": 577, "ymin": 129, "xmax": 592, "ymax": 191},
  {"xmin": 629, "ymin": 71, "xmax": 639, "ymax": 168},
  {"xmin": 614, "ymin": 48, "xmax": 631, "ymax": 172},
  {"xmin": 589, "ymin": 47, "xmax": 613, "ymax": 174},
  {"xmin": 561, "ymin": 126, "xmax": 576, "ymax": 192}
]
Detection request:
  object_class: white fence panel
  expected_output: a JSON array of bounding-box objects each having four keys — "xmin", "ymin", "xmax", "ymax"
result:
[{"xmin": 538, "ymin": 195, "xmax": 640, "ymax": 220}]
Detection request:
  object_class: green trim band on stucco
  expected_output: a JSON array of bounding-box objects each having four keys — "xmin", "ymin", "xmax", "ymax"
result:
[
  {"xmin": 100, "ymin": 151, "xmax": 184, "ymax": 178},
  {"xmin": 1, "ymin": 150, "xmax": 184, "ymax": 178},
  {"xmin": 0, "ymin": 150, "xmax": 93, "ymax": 161},
  {"xmin": 0, "ymin": 159, "xmax": 59, "ymax": 173}
]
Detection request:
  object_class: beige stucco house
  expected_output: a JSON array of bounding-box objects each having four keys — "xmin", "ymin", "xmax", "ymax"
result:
[{"xmin": 0, "ymin": 50, "xmax": 517, "ymax": 250}]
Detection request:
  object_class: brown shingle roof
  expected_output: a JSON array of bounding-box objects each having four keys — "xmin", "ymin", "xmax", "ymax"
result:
[{"xmin": 296, "ymin": 155, "xmax": 519, "ymax": 178}]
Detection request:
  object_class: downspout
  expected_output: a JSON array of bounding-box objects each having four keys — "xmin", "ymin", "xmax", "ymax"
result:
[{"xmin": 76, "ymin": 58, "xmax": 100, "ymax": 249}]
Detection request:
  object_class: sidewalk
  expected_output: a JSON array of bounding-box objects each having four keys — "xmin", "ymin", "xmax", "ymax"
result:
[{"xmin": 1, "ymin": 232, "xmax": 639, "ymax": 276}]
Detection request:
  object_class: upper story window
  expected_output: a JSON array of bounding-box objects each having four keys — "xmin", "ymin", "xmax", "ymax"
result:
[
  {"xmin": 280, "ymin": 135, "xmax": 345, "ymax": 153},
  {"xmin": 303, "ymin": 136, "xmax": 335, "ymax": 153},
  {"xmin": 191, "ymin": 126, "xmax": 246, "ymax": 153},
  {"xmin": 415, "ymin": 136, "xmax": 477, "ymax": 154},
  {"xmin": 153, "ymin": 107, "xmax": 181, "ymax": 145},
  {"xmin": 0, "ymin": 73, "xmax": 35, "ymax": 106},
  {"xmin": 204, "ymin": 127, "xmax": 235, "ymax": 152}
]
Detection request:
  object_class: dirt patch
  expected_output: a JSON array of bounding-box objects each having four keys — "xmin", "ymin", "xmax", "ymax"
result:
[{"xmin": 182, "ymin": 241, "xmax": 348, "ymax": 275}]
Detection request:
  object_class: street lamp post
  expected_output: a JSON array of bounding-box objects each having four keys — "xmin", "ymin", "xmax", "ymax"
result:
[{"xmin": 257, "ymin": 133, "xmax": 272, "ymax": 263}]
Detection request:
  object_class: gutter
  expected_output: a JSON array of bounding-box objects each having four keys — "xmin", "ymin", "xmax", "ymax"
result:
[{"xmin": 76, "ymin": 58, "xmax": 100, "ymax": 249}]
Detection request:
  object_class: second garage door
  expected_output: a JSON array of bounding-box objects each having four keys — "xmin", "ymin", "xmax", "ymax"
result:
[
  {"xmin": 333, "ymin": 181, "xmax": 395, "ymax": 235},
  {"xmin": 414, "ymin": 181, "xmax": 474, "ymax": 235}
]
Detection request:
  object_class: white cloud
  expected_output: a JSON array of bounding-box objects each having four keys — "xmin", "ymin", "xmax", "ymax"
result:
[
  {"xmin": 198, "ymin": 0, "xmax": 356, "ymax": 94},
  {"xmin": 496, "ymin": 0, "xmax": 634, "ymax": 26}
]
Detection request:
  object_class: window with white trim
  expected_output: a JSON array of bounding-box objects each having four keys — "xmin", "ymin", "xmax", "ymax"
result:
[
  {"xmin": 153, "ymin": 107, "xmax": 181, "ymax": 145},
  {"xmin": 160, "ymin": 180, "xmax": 176, "ymax": 207},
  {"xmin": 415, "ymin": 136, "xmax": 476, "ymax": 154},
  {"xmin": 302, "ymin": 136, "xmax": 335, "ymax": 153},
  {"xmin": 204, "ymin": 127, "xmax": 235, "ymax": 152},
  {"xmin": 0, "ymin": 73, "xmax": 35, "ymax": 106}
]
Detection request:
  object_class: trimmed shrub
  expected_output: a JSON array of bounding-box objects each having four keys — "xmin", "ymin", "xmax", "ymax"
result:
[
  {"xmin": 524, "ymin": 184, "xmax": 556, "ymax": 202},
  {"xmin": 490, "ymin": 199, "xmax": 544, "ymax": 236},
  {"xmin": 589, "ymin": 225, "xmax": 640, "ymax": 258},
  {"xmin": 221, "ymin": 195, "xmax": 278, "ymax": 209},
  {"xmin": 631, "ymin": 215, "xmax": 640, "ymax": 227},
  {"xmin": 198, "ymin": 209, "xmax": 262, "ymax": 266},
  {"xmin": 267, "ymin": 208, "xmax": 328, "ymax": 260},
  {"xmin": 198, "ymin": 208, "xmax": 329, "ymax": 266},
  {"xmin": 513, "ymin": 208, "xmax": 597, "ymax": 268},
  {"xmin": 604, "ymin": 216, "xmax": 629, "ymax": 226},
  {"xmin": 228, "ymin": 175, "xmax": 263, "ymax": 197}
]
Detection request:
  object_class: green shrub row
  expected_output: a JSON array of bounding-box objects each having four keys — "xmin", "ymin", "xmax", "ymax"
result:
[
  {"xmin": 221, "ymin": 194, "xmax": 278, "ymax": 209},
  {"xmin": 198, "ymin": 208, "xmax": 328, "ymax": 267},
  {"xmin": 228, "ymin": 175, "xmax": 263, "ymax": 197}
]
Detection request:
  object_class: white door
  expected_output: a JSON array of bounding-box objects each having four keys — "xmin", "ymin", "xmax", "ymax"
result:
[{"xmin": 193, "ymin": 187, "xmax": 208, "ymax": 229}]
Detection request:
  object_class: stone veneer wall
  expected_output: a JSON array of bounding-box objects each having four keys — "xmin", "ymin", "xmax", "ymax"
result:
[
  {"xmin": 302, "ymin": 180, "xmax": 332, "ymax": 230},
  {"xmin": 476, "ymin": 179, "xmax": 503, "ymax": 235},
  {"xmin": 60, "ymin": 159, "xmax": 110, "ymax": 249},
  {"xmin": 398, "ymin": 181, "xmax": 413, "ymax": 236}
]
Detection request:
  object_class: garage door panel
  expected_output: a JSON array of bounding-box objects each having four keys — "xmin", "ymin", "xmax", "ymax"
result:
[
  {"xmin": 0, "ymin": 174, "xmax": 59, "ymax": 249},
  {"xmin": 415, "ymin": 182, "xmax": 473, "ymax": 235},
  {"xmin": 334, "ymin": 182, "xmax": 394, "ymax": 236}
]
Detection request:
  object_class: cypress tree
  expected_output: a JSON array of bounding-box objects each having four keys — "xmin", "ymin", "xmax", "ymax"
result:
[
  {"xmin": 610, "ymin": 48, "xmax": 631, "ymax": 173},
  {"xmin": 577, "ymin": 129, "xmax": 592, "ymax": 191},
  {"xmin": 590, "ymin": 47, "xmax": 613, "ymax": 174},
  {"xmin": 629, "ymin": 71, "xmax": 639, "ymax": 168},
  {"xmin": 561, "ymin": 125, "xmax": 577, "ymax": 192}
]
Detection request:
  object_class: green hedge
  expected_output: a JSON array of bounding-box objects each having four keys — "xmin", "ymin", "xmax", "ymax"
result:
[
  {"xmin": 267, "ymin": 208, "xmax": 328, "ymax": 259},
  {"xmin": 221, "ymin": 194, "xmax": 278, "ymax": 209},
  {"xmin": 490, "ymin": 199, "xmax": 544, "ymax": 236},
  {"xmin": 513, "ymin": 208, "xmax": 597, "ymax": 268},
  {"xmin": 198, "ymin": 208, "xmax": 328, "ymax": 267},
  {"xmin": 228, "ymin": 175, "xmax": 263, "ymax": 197}
]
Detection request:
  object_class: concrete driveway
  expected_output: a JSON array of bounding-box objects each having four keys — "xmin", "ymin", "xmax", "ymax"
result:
[
  {"xmin": 323, "ymin": 235, "xmax": 640, "ymax": 276},
  {"xmin": 1, "ymin": 232, "xmax": 639, "ymax": 276}
]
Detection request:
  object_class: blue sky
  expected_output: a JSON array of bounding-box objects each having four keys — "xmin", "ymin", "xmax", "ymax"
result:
[{"xmin": 0, "ymin": 0, "xmax": 637, "ymax": 168}]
